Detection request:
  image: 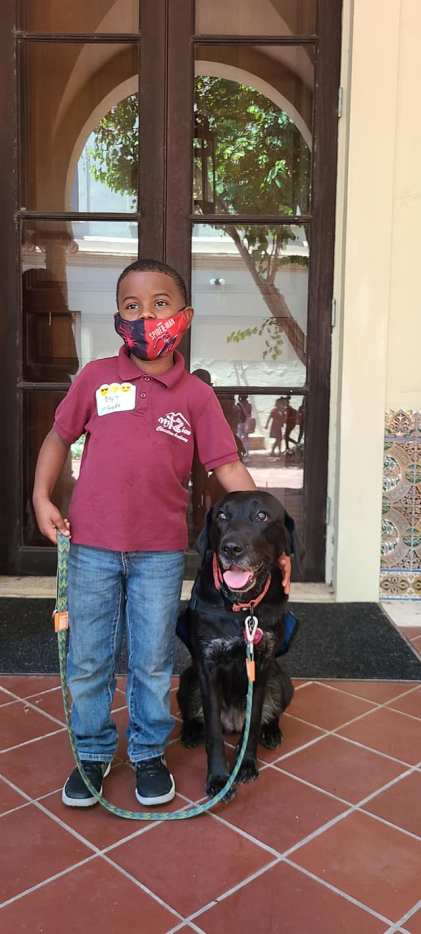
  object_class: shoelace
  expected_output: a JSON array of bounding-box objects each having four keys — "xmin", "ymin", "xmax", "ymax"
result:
[{"xmin": 136, "ymin": 757, "xmax": 165, "ymax": 775}]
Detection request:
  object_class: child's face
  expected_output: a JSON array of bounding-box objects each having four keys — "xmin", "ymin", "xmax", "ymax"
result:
[{"xmin": 117, "ymin": 270, "xmax": 192, "ymax": 323}]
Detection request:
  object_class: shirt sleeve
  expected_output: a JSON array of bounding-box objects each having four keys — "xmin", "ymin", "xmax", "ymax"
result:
[
  {"xmin": 53, "ymin": 365, "xmax": 95, "ymax": 445},
  {"xmin": 193, "ymin": 390, "xmax": 239, "ymax": 472}
]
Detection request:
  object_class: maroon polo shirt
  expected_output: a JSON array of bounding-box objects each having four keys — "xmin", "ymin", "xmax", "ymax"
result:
[{"xmin": 53, "ymin": 348, "xmax": 238, "ymax": 551}]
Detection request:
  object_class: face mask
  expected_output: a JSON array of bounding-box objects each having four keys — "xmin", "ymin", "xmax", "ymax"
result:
[{"xmin": 114, "ymin": 307, "xmax": 191, "ymax": 360}]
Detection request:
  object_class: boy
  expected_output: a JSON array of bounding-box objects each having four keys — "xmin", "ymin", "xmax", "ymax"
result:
[{"xmin": 32, "ymin": 259, "xmax": 258, "ymax": 808}]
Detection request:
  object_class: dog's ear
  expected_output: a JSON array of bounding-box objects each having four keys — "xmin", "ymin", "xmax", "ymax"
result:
[{"xmin": 194, "ymin": 507, "xmax": 215, "ymax": 563}]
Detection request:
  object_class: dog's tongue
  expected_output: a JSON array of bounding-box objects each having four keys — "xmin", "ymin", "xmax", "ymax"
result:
[{"xmin": 223, "ymin": 566, "xmax": 252, "ymax": 590}]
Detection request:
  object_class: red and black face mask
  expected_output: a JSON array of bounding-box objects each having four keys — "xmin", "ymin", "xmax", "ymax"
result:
[{"xmin": 114, "ymin": 307, "xmax": 191, "ymax": 361}]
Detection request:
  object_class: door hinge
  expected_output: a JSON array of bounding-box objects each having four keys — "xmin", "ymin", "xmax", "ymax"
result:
[
  {"xmin": 337, "ymin": 86, "xmax": 343, "ymax": 119},
  {"xmin": 331, "ymin": 297, "xmax": 337, "ymax": 329}
]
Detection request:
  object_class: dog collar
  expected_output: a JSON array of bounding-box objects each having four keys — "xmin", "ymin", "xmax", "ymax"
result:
[{"xmin": 212, "ymin": 552, "xmax": 272, "ymax": 613}]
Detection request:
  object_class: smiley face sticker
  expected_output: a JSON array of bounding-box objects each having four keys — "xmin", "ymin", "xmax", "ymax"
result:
[{"xmin": 96, "ymin": 382, "xmax": 136, "ymax": 416}]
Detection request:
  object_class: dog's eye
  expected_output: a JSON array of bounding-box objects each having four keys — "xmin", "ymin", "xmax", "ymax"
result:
[
  {"xmin": 217, "ymin": 511, "xmax": 228, "ymax": 521},
  {"xmin": 256, "ymin": 510, "xmax": 269, "ymax": 522}
]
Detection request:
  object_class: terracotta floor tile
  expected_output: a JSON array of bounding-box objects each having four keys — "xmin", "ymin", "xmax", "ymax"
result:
[
  {"xmin": 0, "ymin": 856, "xmax": 178, "ymax": 933},
  {"xmin": 26, "ymin": 687, "xmax": 126, "ymax": 726},
  {"xmin": 279, "ymin": 734, "xmax": 406, "ymax": 804},
  {"xmin": 0, "ymin": 675, "xmax": 61, "ymax": 698},
  {"xmin": 26, "ymin": 688, "xmax": 68, "ymax": 724},
  {"xmin": 0, "ymin": 690, "xmax": 18, "ymax": 707},
  {"xmin": 0, "ymin": 775, "xmax": 29, "ymax": 815},
  {"xmin": 0, "ymin": 728, "xmax": 75, "ymax": 798},
  {"xmin": 166, "ymin": 737, "xmax": 209, "ymax": 801},
  {"xmin": 387, "ymin": 686, "xmax": 421, "ymax": 719},
  {"xmin": 0, "ymin": 804, "xmax": 91, "ymax": 902},
  {"xmin": 364, "ymin": 770, "xmax": 421, "ymax": 837},
  {"xmin": 405, "ymin": 628, "xmax": 421, "ymax": 642},
  {"xmin": 338, "ymin": 707, "xmax": 421, "ymax": 765},
  {"xmin": 41, "ymin": 763, "xmax": 187, "ymax": 850},
  {"xmin": 109, "ymin": 813, "xmax": 272, "ymax": 916},
  {"xmin": 287, "ymin": 682, "xmax": 375, "ymax": 730},
  {"xmin": 219, "ymin": 766, "xmax": 346, "ymax": 852},
  {"xmin": 257, "ymin": 713, "xmax": 326, "ymax": 764},
  {"xmin": 292, "ymin": 810, "xmax": 421, "ymax": 921},
  {"xmin": 198, "ymin": 860, "xmax": 387, "ymax": 934},
  {"xmin": 406, "ymin": 906, "xmax": 421, "ymax": 933},
  {"xmin": 0, "ymin": 699, "xmax": 63, "ymax": 751},
  {"xmin": 321, "ymin": 680, "xmax": 420, "ymax": 704}
]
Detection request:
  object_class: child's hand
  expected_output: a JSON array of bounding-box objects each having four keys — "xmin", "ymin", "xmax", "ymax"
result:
[
  {"xmin": 33, "ymin": 498, "xmax": 71, "ymax": 545},
  {"xmin": 278, "ymin": 554, "xmax": 291, "ymax": 595}
]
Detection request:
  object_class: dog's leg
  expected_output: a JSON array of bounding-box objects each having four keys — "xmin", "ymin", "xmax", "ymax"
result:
[
  {"xmin": 177, "ymin": 666, "xmax": 205, "ymax": 747},
  {"xmin": 197, "ymin": 663, "xmax": 232, "ymax": 798},
  {"xmin": 235, "ymin": 675, "xmax": 268, "ymax": 783}
]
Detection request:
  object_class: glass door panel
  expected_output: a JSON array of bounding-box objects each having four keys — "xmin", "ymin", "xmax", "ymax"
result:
[
  {"xmin": 21, "ymin": 42, "xmax": 139, "ymax": 211},
  {"xmin": 189, "ymin": 388, "xmax": 305, "ymax": 544},
  {"xmin": 20, "ymin": 1, "xmax": 139, "ymax": 33},
  {"xmin": 21, "ymin": 219, "xmax": 138, "ymax": 380},
  {"xmin": 195, "ymin": 0, "xmax": 316, "ymax": 36},
  {"xmin": 194, "ymin": 44, "xmax": 313, "ymax": 216},
  {"xmin": 191, "ymin": 223, "xmax": 308, "ymax": 387}
]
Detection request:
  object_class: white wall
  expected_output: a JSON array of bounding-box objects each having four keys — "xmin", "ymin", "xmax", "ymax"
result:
[{"xmin": 330, "ymin": 0, "xmax": 421, "ymax": 599}]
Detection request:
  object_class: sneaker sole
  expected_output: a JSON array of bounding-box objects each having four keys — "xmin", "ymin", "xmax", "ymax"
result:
[
  {"xmin": 61, "ymin": 762, "xmax": 111, "ymax": 807},
  {"xmin": 135, "ymin": 773, "xmax": 175, "ymax": 806}
]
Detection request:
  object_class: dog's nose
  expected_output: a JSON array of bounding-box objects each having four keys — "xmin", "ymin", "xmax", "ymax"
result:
[{"xmin": 221, "ymin": 541, "xmax": 244, "ymax": 561}]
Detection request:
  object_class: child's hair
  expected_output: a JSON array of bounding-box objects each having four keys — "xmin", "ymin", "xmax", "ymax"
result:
[{"xmin": 116, "ymin": 259, "xmax": 188, "ymax": 306}]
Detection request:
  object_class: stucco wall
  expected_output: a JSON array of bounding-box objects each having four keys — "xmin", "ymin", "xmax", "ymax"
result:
[{"xmin": 329, "ymin": 0, "xmax": 421, "ymax": 599}]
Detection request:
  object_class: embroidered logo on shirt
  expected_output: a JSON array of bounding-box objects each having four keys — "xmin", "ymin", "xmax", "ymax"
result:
[{"xmin": 156, "ymin": 411, "xmax": 192, "ymax": 443}]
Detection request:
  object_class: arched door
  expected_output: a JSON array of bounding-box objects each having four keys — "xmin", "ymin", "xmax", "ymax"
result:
[{"xmin": 0, "ymin": 0, "xmax": 341, "ymax": 578}]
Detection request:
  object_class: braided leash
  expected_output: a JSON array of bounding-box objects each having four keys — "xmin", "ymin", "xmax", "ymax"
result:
[{"xmin": 54, "ymin": 531, "xmax": 254, "ymax": 820}]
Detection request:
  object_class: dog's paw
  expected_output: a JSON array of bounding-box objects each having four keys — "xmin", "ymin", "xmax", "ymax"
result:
[
  {"xmin": 236, "ymin": 758, "xmax": 259, "ymax": 784},
  {"xmin": 206, "ymin": 772, "xmax": 234, "ymax": 800},
  {"xmin": 259, "ymin": 721, "xmax": 283, "ymax": 749},
  {"xmin": 181, "ymin": 719, "xmax": 205, "ymax": 748}
]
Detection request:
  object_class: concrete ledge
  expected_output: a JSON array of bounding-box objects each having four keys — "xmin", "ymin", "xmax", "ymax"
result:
[{"xmin": 0, "ymin": 576, "xmax": 335, "ymax": 603}]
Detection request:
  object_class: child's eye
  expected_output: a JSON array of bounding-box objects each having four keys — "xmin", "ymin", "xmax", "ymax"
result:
[
  {"xmin": 156, "ymin": 299, "xmax": 169, "ymax": 308},
  {"xmin": 126, "ymin": 302, "xmax": 139, "ymax": 311}
]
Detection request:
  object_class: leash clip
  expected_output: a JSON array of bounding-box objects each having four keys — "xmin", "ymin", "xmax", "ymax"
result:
[{"xmin": 244, "ymin": 612, "xmax": 259, "ymax": 645}]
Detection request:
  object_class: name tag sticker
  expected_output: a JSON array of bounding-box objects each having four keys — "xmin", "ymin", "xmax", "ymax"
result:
[{"xmin": 96, "ymin": 382, "xmax": 136, "ymax": 416}]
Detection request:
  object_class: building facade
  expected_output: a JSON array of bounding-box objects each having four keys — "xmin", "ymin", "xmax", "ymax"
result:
[{"xmin": 0, "ymin": 0, "xmax": 419, "ymax": 600}]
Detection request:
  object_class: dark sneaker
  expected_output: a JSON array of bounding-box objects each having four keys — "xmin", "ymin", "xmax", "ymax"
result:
[
  {"xmin": 62, "ymin": 761, "xmax": 111, "ymax": 807},
  {"xmin": 135, "ymin": 755, "xmax": 175, "ymax": 806}
]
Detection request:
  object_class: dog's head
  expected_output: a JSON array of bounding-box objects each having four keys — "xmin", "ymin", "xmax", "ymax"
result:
[{"xmin": 197, "ymin": 491, "xmax": 293, "ymax": 597}]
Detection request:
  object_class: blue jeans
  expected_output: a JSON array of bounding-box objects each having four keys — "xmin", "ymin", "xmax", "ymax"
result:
[{"xmin": 67, "ymin": 544, "xmax": 184, "ymax": 763}]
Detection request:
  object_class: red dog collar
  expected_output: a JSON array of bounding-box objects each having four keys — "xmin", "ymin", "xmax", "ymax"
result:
[{"xmin": 212, "ymin": 552, "xmax": 272, "ymax": 612}]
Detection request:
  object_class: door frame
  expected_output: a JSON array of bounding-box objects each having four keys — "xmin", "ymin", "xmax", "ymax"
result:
[{"xmin": 0, "ymin": 0, "xmax": 342, "ymax": 577}]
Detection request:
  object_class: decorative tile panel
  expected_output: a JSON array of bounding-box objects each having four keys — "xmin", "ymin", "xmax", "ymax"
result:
[{"xmin": 380, "ymin": 410, "xmax": 421, "ymax": 600}]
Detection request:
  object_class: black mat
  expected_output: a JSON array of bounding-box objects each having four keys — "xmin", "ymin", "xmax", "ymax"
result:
[{"xmin": 1, "ymin": 598, "xmax": 420, "ymax": 680}]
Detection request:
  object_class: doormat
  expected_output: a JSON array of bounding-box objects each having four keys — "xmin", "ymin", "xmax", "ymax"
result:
[{"xmin": 1, "ymin": 598, "xmax": 420, "ymax": 680}]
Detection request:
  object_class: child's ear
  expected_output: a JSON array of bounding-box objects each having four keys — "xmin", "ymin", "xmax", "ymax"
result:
[{"xmin": 184, "ymin": 307, "xmax": 194, "ymax": 325}]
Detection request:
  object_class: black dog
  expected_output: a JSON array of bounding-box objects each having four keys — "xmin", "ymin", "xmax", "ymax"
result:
[{"xmin": 177, "ymin": 491, "xmax": 297, "ymax": 797}]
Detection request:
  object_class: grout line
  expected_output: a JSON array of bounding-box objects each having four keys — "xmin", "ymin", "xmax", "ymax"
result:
[
  {"xmin": 99, "ymin": 852, "xmax": 184, "ymax": 923},
  {"xmin": 387, "ymin": 896, "xmax": 421, "ymax": 932},
  {"xmin": 284, "ymin": 858, "xmax": 396, "ymax": 927},
  {"xmin": 0, "ymin": 854, "xmax": 97, "ymax": 911},
  {"xmin": 210, "ymin": 857, "xmax": 282, "ymax": 903},
  {"xmin": 0, "ymin": 727, "xmax": 65, "ymax": 755}
]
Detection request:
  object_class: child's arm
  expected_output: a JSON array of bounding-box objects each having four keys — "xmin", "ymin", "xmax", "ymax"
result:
[
  {"xmin": 32, "ymin": 429, "xmax": 71, "ymax": 544},
  {"xmin": 213, "ymin": 460, "xmax": 256, "ymax": 492}
]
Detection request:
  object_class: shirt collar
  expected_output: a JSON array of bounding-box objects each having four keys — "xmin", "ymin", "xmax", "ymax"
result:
[{"xmin": 117, "ymin": 346, "xmax": 186, "ymax": 387}]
